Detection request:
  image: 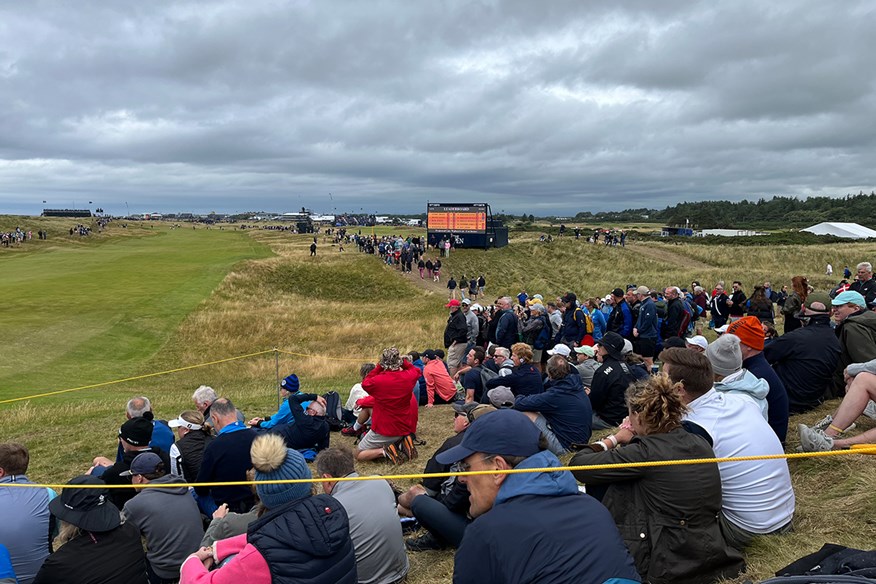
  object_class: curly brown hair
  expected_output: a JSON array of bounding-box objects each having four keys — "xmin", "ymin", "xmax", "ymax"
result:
[
  {"xmin": 791, "ymin": 276, "xmax": 809, "ymax": 303},
  {"xmin": 625, "ymin": 373, "xmax": 688, "ymax": 435}
]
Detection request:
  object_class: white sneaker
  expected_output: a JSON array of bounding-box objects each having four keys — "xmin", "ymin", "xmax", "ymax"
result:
[
  {"xmin": 864, "ymin": 400, "xmax": 876, "ymax": 420},
  {"xmin": 812, "ymin": 414, "xmax": 855, "ymax": 433},
  {"xmin": 798, "ymin": 423, "xmax": 835, "ymax": 452}
]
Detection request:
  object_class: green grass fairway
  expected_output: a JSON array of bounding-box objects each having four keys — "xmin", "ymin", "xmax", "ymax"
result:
[{"xmin": 0, "ymin": 227, "xmax": 271, "ymax": 400}]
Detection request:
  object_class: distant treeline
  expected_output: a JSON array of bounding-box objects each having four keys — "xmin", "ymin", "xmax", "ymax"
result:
[{"xmin": 573, "ymin": 192, "xmax": 876, "ymax": 228}]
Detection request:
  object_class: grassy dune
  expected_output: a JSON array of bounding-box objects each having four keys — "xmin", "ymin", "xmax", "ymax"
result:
[{"xmin": 3, "ymin": 223, "xmax": 876, "ymax": 583}]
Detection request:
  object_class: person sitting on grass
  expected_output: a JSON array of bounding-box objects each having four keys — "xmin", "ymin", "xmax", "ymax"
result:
[
  {"xmin": 484, "ymin": 343, "xmax": 544, "ymax": 398},
  {"xmin": 355, "ymin": 348, "xmax": 420, "ymax": 464},
  {"xmin": 247, "ymin": 374, "xmax": 305, "ymax": 429},
  {"xmin": 512, "ymin": 355, "xmax": 592, "ymax": 456},
  {"xmin": 798, "ymin": 356, "xmax": 876, "ymax": 452},
  {"xmin": 398, "ymin": 403, "xmax": 495, "ymax": 552},
  {"xmin": 422, "ymin": 349, "xmax": 458, "ymax": 407},
  {"xmin": 706, "ymin": 334, "xmax": 769, "ymax": 420},
  {"xmin": 181, "ymin": 434, "xmax": 357, "ymax": 584},
  {"xmin": 571, "ymin": 374, "xmax": 744, "ymax": 584},
  {"xmin": 168, "ymin": 410, "xmax": 213, "ymax": 483},
  {"xmin": 316, "ymin": 446, "xmax": 409, "ymax": 584},
  {"xmin": 269, "ymin": 392, "xmax": 330, "ymax": 454},
  {"xmin": 341, "ymin": 363, "xmax": 376, "ymax": 438},
  {"xmin": 437, "ymin": 409, "xmax": 641, "ymax": 584}
]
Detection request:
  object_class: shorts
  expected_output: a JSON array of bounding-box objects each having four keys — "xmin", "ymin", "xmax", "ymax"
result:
[
  {"xmin": 636, "ymin": 337, "xmax": 657, "ymax": 358},
  {"xmin": 357, "ymin": 429, "xmax": 402, "ymax": 451}
]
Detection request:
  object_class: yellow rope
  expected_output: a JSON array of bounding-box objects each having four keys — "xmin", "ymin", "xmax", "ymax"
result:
[
  {"xmin": 5, "ymin": 446, "xmax": 876, "ymax": 490},
  {"xmin": 0, "ymin": 350, "xmax": 277, "ymax": 405}
]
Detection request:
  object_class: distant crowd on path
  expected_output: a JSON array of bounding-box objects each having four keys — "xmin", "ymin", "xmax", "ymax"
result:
[{"xmin": 8, "ymin": 261, "xmax": 876, "ymax": 583}]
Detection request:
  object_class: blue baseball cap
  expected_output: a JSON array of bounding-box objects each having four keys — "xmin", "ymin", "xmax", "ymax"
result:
[
  {"xmin": 832, "ymin": 290, "xmax": 866, "ymax": 308},
  {"xmin": 435, "ymin": 409, "xmax": 540, "ymax": 465}
]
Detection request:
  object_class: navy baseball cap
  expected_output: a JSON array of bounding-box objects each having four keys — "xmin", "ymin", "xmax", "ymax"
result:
[{"xmin": 435, "ymin": 409, "xmax": 541, "ymax": 465}]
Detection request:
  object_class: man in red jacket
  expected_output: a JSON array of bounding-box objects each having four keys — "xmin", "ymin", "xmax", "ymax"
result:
[{"xmin": 356, "ymin": 348, "xmax": 422, "ymax": 464}]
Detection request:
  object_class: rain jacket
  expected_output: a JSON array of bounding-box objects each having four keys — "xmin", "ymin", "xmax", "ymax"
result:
[{"xmin": 714, "ymin": 369, "xmax": 769, "ymax": 421}]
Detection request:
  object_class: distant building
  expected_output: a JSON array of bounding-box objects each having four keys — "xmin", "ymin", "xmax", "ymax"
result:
[
  {"xmin": 661, "ymin": 226, "xmax": 695, "ymax": 237},
  {"xmin": 698, "ymin": 229, "xmax": 767, "ymax": 237},
  {"xmin": 801, "ymin": 222, "xmax": 876, "ymax": 239}
]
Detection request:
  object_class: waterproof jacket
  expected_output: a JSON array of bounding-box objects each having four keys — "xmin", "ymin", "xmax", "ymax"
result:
[
  {"xmin": 850, "ymin": 278, "xmax": 876, "ymax": 306},
  {"xmin": 764, "ymin": 317, "xmax": 841, "ymax": 413},
  {"xmin": 608, "ymin": 300, "xmax": 634, "ymax": 339},
  {"xmin": 714, "ymin": 369, "xmax": 770, "ymax": 421},
  {"xmin": 494, "ymin": 309, "xmax": 519, "ymax": 349},
  {"xmin": 485, "ymin": 363, "xmax": 543, "ymax": 397},
  {"xmin": 453, "ymin": 451, "xmax": 640, "ymax": 584},
  {"xmin": 444, "ymin": 309, "xmax": 468, "ymax": 348},
  {"xmin": 559, "ymin": 306, "xmax": 587, "ymax": 344},
  {"xmin": 270, "ymin": 393, "xmax": 330, "ymax": 451},
  {"xmin": 514, "ymin": 373, "xmax": 593, "ymax": 448},
  {"xmin": 571, "ymin": 428, "xmax": 744, "ymax": 584},
  {"xmin": 661, "ymin": 297, "xmax": 685, "ymax": 340},
  {"xmin": 180, "ymin": 494, "xmax": 357, "ymax": 584},
  {"xmin": 172, "ymin": 429, "xmax": 213, "ymax": 483},
  {"xmin": 361, "ymin": 362, "xmax": 421, "ymax": 437},
  {"xmin": 744, "ymin": 353, "xmax": 790, "ymax": 444},
  {"xmin": 589, "ymin": 357, "xmax": 636, "ymax": 426},
  {"xmin": 834, "ymin": 310, "xmax": 876, "ymax": 395},
  {"xmin": 635, "ymin": 298, "xmax": 658, "ymax": 339}
]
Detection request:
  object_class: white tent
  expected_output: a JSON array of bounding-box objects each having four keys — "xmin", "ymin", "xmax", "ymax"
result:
[{"xmin": 801, "ymin": 222, "xmax": 876, "ymax": 239}]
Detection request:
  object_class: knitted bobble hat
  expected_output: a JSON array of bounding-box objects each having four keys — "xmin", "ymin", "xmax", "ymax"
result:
[
  {"xmin": 706, "ymin": 333, "xmax": 743, "ymax": 377},
  {"xmin": 251, "ymin": 434, "xmax": 312, "ymax": 509}
]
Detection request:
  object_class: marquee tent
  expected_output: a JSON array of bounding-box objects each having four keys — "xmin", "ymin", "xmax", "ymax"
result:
[{"xmin": 801, "ymin": 222, "xmax": 876, "ymax": 239}]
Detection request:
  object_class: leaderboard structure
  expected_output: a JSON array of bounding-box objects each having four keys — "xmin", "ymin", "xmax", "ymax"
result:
[{"xmin": 426, "ymin": 203, "xmax": 508, "ymax": 249}]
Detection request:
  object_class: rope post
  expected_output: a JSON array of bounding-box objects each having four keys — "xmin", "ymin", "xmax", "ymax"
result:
[{"xmin": 274, "ymin": 347, "xmax": 280, "ymax": 409}]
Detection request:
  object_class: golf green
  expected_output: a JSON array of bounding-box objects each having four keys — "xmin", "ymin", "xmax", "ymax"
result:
[{"xmin": 0, "ymin": 228, "xmax": 271, "ymax": 401}]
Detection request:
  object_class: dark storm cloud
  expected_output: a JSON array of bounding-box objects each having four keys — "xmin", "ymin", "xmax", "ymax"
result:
[{"xmin": 0, "ymin": 0, "xmax": 874, "ymax": 216}]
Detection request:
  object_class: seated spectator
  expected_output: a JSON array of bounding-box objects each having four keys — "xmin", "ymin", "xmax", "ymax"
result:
[
  {"xmin": 573, "ymin": 345, "xmax": 600, "ymax": 388},
  {"xmin": 168, "ymin": 410, "xmax": 213, "ymax": 483},
  {"xmin": 356, "ymin": 348, "xmax": 420, "ymax": 464},
  {"xmin": 33, "ymin": 476, "xmax": 148, "ymax": 584},
  {"xmin": 316, "ymin": 447, "xmax": 409, "ymax": 584},
  {"xmin": 194, "ymin": 398, "xmax": 257, "ymax": 515},
  {"xmin": 621, "ymin": 339, "xmax": 651, "ymax": 380},
  {"xmin": 114, "ymin": 396, "xmax": 175, "ymax": 463},
  {"xmin": 247, "ymin": 374, "xmax": 305, "ymax": 429},
  {"xmin": 0, "ymin": 544, "xmax": 14, "ymax": 584},
  {"xmin": 269, "ymin": 393, "xmax": 330, "ymax": 452},
  {"xmin": 490, "ymin": 346, "xmax": 514, "ymax": 376},
  {"xmin": 571, "ymin": 374, "xmax": 744, "ymax": 584},
  {"xmin": 513, "ymin": 355, "xmax": 593, "ymax": 455},
  {"xmin": 830, "ymin": 290, "xmax": 876, "ymax": 397},
  {"xmin": 685, "ymin": 335, "xmax": 709, "ymax": 353},
  {"xmin": 181, "ymin": 434, "xmax": 357, "ymax": 584},
  {"xmin": 590, "ymin": 332, "xmax": 638, "ymax": 429},
  {"xmin": 192, "ymin": 386, "xmax": 245, "ymax": 432},
  {"xmin": 437, "ymin": 409, "xmax": 641, "ymax": 584},
  {"xmin": 461, "ymin": 347, "xmax": 486, "ymax": 403},
  {"xmin": 706, "ymin": 334, "xmax": 769, "ymax": 420},
  {"xmin": 485, "ymin": 343, "xmax": 544, "ymax": 397},
  {"xmin": 422, "ymin": 349, "xmax": 458, "ymax": 407},
  {"xmin": 0, "ymin": 443, "xmax": 56, "ymax": 584},
  {"xmin": 91, "ymin": 417, "xmax": 170, "ymax": 508},
  {"xmin": 798, "ymin": 357, "xmax": 876, "ymax": 451},
  {"xmin": 341, "ymin": 363, "xmax": 376, "ymax": 438},
  {"xmin": 659, "ymin": 348, "xmax": 795, "ymax": 551},
  {"xmin": 764, "ymin": 292, "xmax": 841, "ymax": 413},
  {"xmin": 122, "ymin": 452, "xmax": 204, "ymax": 583},
  {"xmin": 399, "ymin": 403, "xmax": 494, "ymax": 551}
]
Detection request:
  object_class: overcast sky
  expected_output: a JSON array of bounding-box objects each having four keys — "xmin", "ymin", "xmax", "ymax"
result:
[{"xmin": 1, "ymin": 1, "xmax": 875, "ymax": 216}]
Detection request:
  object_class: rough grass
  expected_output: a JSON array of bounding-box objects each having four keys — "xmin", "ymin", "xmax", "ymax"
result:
[{"xmin": 4, "ymin": 222, "xmax": 876, "ymax": 583}]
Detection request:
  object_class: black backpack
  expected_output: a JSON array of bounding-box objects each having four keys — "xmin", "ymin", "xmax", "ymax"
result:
[{"xmin": 321, "ymin": 391, "xmax": 354, "ymax": 431}]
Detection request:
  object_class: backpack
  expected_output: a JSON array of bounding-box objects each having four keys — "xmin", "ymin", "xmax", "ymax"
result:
[
  {"xmin": 480, "ymin": 365, "xmax": 499, "ymax": 389},
  {"xmin": 533, "ymin": 314, "xmax": 552, "ymax": 350},
  {"xmin": 321, "ymin": 391, "xmax": 352, "ymax": 431},
  {"xmin": 679, "ymin": 299, "xmax": 694, "ymax": 336}
]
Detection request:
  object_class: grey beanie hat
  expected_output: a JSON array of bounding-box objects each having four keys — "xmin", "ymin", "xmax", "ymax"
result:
[{"xmin": 706, "ymin": 333, "xmax": 743, "ymax": 377}]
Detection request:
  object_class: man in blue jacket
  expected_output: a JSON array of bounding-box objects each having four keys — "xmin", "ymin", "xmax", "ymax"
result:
[
  {"xmin": 493, "ymin": 297, "xmax": 519, "ymax": 349},
  {"xmin": 632, "ymin": 286, "xmax": 658, "ymax": 371},
  {"xmin": 558, "ymin": 292, "xmax": 586, "ymax": 346},
  {"xmin": 513, "ymin": 355, "xmax": 593, "ymax": 455},
  {"xmin": 438, "ymin": 409, "xmax": 641, "ymax": 584}
]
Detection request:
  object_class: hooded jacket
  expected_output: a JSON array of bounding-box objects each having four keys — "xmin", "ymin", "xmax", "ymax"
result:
[
  {"xmin": 589, "ymin": 357, "xmax": 636, "ymax": 426},
  {"xmin": 180, "ymin": 494, "xmax": 357, "ymax": 584},
  {"xmin": 123, "ymin": 474, "xmax": 204, "ymax": 579},
  {"xmin": 713, "ymin": 369, "xmax": 770, "ymax": 421},
  {"xmin": 608, "ymin": 300, "xmax": 634, "ymax": 339},
  {"xmin": 571, "ymin": 428, "xmax": 744, "ymax": 584},
  {"xmin": 513, "ymin": 374, "xmax": 593, "ymax": 448},
  {"xmin": 494, "ymin": 309, "xmax": 519, "ymax": 349},
  {"xmin": 453, "ymin": 451, "xmax": 640, "ymax": 584}
]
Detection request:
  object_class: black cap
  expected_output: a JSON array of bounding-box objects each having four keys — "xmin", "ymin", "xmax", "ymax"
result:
[
  {"xmin": 49, "ymin": 475, "xmax": 122, "ymax": 532},
  {"xmin": 421, "ymin": 349, "xmax": 438, "ymax": 360},
  {"xmin": 611, "ymin": 288, "xmax": 625, "ymax": 298},
  {"xmin": 119, "ymin": 417, "xmax": 153, "ymax": 447},
  {"xmin": 596, "ymin": 332, "xmax": 625, "ymax": 360},
  {"xmin": 561, "ymin": 292, "xmax": 577, "ymax": 304}
]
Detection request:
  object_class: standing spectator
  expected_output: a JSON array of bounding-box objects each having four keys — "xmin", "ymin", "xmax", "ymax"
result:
[
  {"xmin": 661, "ymin": 287, "xmax": 685, "ymax": 340},
  {"xmin": 632, "ymin": 286, "xmax": 658, "ymax": 371},
  {"xmin": 558, "ymin": 292, "xmax": 587, "ymax": 347},
  {"xmin": 746, "ymin": 285, "xmax": 775, "ymax": 322},
  {"xmin": 460, "ymin": 299, "xmax": 479, "ymax": 368},
  {"xmin": 417, "ymin": 258, "xmax": 425, "ymax": 279},
  {"xmin": 726, "ymin": 281, "xmax": 747, "ymax": 321},
  {"xmin": 517, "ymin": 289, "xmax": 528, "ymax": 306},
  {"xmin": 607, "ymin": 288, "xmax": 634, "ymax": 339},
  {"xmin": 447, "ymin": 276, "xmax": 459, "ymax": 300},
  {"xmin": 493, "ymin": 297, "xmax": 519, "ymax": 350},
  {"xmin": 437, "ymin": 409, "xmax": 641, "ymax": 584},
  {"xmin": 844, "ymin": 265, "xmax": 852, "ymax": 279},
  {"xmin": 782, "ymin": 276, "xmax": 809, "ymax": 334},
  {"xmin": 827, "ymin": 263, "xmax": 833, "ymax": 276},
  {"xmin": 194, "ymin": 398, "xmax": 257, "ymax": 515},
  {"xmin": 122, "ymin": 453, "xmax": 204, "ymax": 584},
  {"xmin": 585, "ymin": 298, "xmax": 606, "ymax": 341},
  {"xmin": 0, "ymin": 443, "xmax": 55, "ymax": 584},
  {"xmin": 310, "ymin": 240, "xmax": 317, "ymax": 256},
  {"xmin": 356, "ymin": 348, "xmax": 421, "ymax": 463},
  {"xmin": 316, "ymin": 447, "xmax": 409, "ymax": 584},
  {"xmin": 168, "ymin": 411, "xmax": 213, "ymax": 483},
  {"xmin": 468, "ymin": 276, "xmax": 478, "ymax": 302},
  {"xmin": 546, "ymin": 302, "xmax": 563, "ymax": 339},
  {"xmin": 850, "ymin": 261, "xmax": 876, "ymax": 306},
  {"xmin": 709, "ymin": 284, "xmax": 730, "ymax": 330},
  {"xmin": 33, "ymin": 476, "xmax": 148, "ymax": 584},
  {"xmin": 477, "ymin": 274, "xmax": 486, "ymax": 296},
  {"xmin": 424, "ymin": 258, "xmax": 434, "ymax": 280}
]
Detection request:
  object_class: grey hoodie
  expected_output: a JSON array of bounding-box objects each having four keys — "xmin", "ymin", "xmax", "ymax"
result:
[
  {"xmin": 714, "ymin": 369, "xmax": 770, "ymax": 421},
  {"xmin": 122, "ymin": 474, "xmax": 205, "ymax": 579}
]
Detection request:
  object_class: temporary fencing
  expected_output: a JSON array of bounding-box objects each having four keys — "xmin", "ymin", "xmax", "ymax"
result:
[{"xmin": 3, "ymin": 445, "xmax": 875, "ymax": 491}]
